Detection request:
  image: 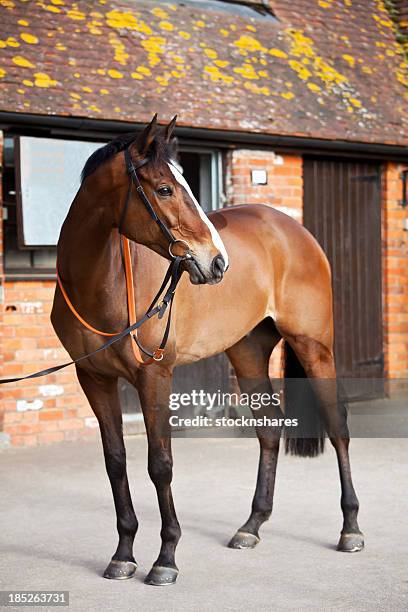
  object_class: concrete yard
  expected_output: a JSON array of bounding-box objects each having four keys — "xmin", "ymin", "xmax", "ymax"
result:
[{"xmin": 1, "ymin": 436, "xmax": 407, "ymax": 612}]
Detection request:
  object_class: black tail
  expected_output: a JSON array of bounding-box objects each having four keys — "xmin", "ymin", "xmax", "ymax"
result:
[{"xmin": 282, "ymin": 342, "xmax": 325, "ymax": 457}]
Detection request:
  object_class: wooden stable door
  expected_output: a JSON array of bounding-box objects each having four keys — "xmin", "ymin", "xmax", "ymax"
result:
[{"xmin": 303, "ymin": 158, "xmax": 384, "ymax": 398}]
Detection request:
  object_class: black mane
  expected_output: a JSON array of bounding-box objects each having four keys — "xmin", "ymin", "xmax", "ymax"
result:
[{"xmin": 80, "ymin": 132, "xmax": 176, "ymax": 183}]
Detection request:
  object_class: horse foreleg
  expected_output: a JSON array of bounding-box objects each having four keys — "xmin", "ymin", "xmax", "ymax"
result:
[
  {"xmin": 75, "ymin": 366, "xmax": 138, "ymax": 579},
  {"xmin": 136, "ymin": 366, "xmax": 181, "ymax": 586},
  {"xmin": 288, "ymin": 336, "xmax": 364, "ymax": 553},
  {"xmin": 226, "ymin": 319, "xmax": 281, "ymax": 549}
]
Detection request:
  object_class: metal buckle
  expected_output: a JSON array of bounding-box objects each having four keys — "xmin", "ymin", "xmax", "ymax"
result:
[
  {"xmin": 168, "ymin": 239, "xmax": 191, "ymax": 259},
  {"xmin": 152, "ymin": 349, "xmax": 164, "ymax": 361}
]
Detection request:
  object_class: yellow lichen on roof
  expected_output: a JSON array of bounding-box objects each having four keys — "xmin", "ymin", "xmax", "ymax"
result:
[
  {"xmin": 233, "ymin": 63, "xmax": 260, "ymax": 80},
  {"xmin": 204, "ymin": 48, "xmax": 217, "ymax": 59},
  {"xmin": 159, "ymin": 21, "xmax": 174, "ymax": 31},
  {"xmin": 371, "ymin": 0, "xmax": 408, "ymax": 87},
  {"xmin": 244, "ymin": 81, "xmax": 269, "ymax": 95},
  {"xmin": 20, "ymin": 32, "xmax": 39, "ymax": 44},
  {"xmin": 141, "ymin": 35, "xmax": 166, "ymax": 67},
  {"xmin": 270, "ymin": 49, "xmax": 288, "ymax": 59},
  {"xmin": 283, "ymin": 28, "xmax": 369, "ymax": 114},
  {"xmin": 233, "ymin": 35, "xmax": 267, "ymax": 53},
  {"xmin": 151, "ymin": 7, "xmax": 168, "ymax": 20},
  {"xmin": 109, "ymin": 33, "xmax": 129, "ymax": 65},
  {"xmin": 2, "ymin": 37, "xmax": 20, "ymax": 47},
  {"xmin": 214, "ymin": 60, "xmax": 229, "ymax": 68},
  {"xmin": 136, "ymin": 66, "xmax": 152, "ymax": 76},
  {"xmin": 107, "ymin": 69, "xmax": 123, "ymax": 79},
  {"xmin": 67, "ymin": 9, "xmax": 85, "ymax": 20},
  {"xmin": 12, "ymin": 55, "xmax": 35, "ymax": 68},
  {"xmin": 342, "ymin": 54, "xmax": 355, "ymax": 67},
  {"xmin": 44, "ymin": 5, "xmax": 61, "ymax": 14},
  {"xmin": 105, "ymin": 9, "xmax": 152, "ymax": 34},
  {"xmin": 33, "ymin": 72, "xmax": 58, "ymax": 87},
  {"xmin": 204, "ymin": 65, "xmax": 234, "ymax": 84}
]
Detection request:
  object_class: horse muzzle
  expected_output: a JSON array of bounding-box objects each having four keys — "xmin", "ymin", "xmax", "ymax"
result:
[{"xmin": 183, "ymin": 254, "xmax": 227, "ymax": 285}]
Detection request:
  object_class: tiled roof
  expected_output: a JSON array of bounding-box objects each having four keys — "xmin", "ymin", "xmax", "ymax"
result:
[{"xmin": 0, "ymin": 0, "xmax": 407, "ymax": 145}]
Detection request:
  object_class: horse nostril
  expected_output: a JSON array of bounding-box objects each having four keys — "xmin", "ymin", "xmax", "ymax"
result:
[{"xmin": 211, "ymin": 254, "xmax": 225, "ymax": 277}]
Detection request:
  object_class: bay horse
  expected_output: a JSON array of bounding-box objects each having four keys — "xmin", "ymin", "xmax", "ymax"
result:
[{"xmin": 51, "ymin": 115, "xmax": 363, "ymax": 586}]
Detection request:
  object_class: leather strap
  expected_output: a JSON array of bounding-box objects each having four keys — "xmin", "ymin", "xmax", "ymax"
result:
[
  {"xmin": 121, "ymin": 235, "xmax": 150, "ymax": 364},
  {"xmin": 56, "ymin": 273, "xmax": 116, "ymax": 337},
  {"xmin": 0, "ymin": 303, "xmax": 162, "ymax": 385},
  {"xmin": 56, "ymin": 234, "xmax": 173, "ymax": 365},
  {"xmin": 0, "ymin": 254, "xmax": 184, "ymax": 384},
  {"xmin": 118, "ymin": 154, "xmax": 150, "ymax": 236},
  {"xmin": 122, "ymin": 149, "xmax": 177, "ymax": 245}
]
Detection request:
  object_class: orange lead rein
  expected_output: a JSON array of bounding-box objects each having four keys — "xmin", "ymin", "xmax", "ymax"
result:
[{"xmin": 56, "ymin": 235, "xmax": 154, "ymax": 365}]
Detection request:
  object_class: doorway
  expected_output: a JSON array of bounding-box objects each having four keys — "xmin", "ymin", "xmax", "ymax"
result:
[{"xmin": 303, "ymin": 157, "xmax": 384, "ymax": 399}]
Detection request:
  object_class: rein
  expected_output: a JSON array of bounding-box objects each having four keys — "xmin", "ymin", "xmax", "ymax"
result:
[{"xmin": 0, "ymin": 149, "xmax": 189, "ymax": 384}]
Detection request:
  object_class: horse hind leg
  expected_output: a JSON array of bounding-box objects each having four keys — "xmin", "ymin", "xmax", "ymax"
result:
[
  {"xmin": 226, "ymin": 317, "xmax": 282, "ymax": 549},
  {"xmin": 284, "ymin": 335, "xmax": 364, "ymax": 553}
]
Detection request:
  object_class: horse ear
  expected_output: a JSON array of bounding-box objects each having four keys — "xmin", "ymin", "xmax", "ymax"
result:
[
  {"xmin": 136, "ymin": 113, "xmax": 158, "ymax": 156},
  {"xmin": 164, "ymin": 115, "xmax": 177, "ymax": 143}
]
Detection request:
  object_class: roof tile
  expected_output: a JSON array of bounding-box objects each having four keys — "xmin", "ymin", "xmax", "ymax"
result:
[{"xmin": 0, "ymin": 0, "xmax": 407, "ymax": 145}]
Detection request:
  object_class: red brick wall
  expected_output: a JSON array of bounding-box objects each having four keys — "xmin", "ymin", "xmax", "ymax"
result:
[
  {"xmin": 2, "ymin": 281, "xmax": 95, "ymax": 447},
  {"xmin": 383, "ymin": 162, "xmax": 408, "ymax": 378},
  {"xmin": 226, "ymin": 149, "xmax": 303, "ymax": 222}
]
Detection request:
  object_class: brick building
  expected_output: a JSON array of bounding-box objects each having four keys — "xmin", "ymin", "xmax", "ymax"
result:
[{"xmin": 0, "ymin": 0, "xmax": 407, "ymax": 447}]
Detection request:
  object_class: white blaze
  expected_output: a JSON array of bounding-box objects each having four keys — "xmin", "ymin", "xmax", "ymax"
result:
[{"xmin": 168, "ymin": 162, "xmax": 229, "ymax": 269}]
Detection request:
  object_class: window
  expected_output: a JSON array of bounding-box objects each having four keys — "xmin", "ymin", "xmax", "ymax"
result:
[
  {"xmin": 3, "ymin": 136, "xmax": 58, "ymax": 278},
  {"xmin": 178, "ymin": 148, "xmax": 223, "ymax": 212}
]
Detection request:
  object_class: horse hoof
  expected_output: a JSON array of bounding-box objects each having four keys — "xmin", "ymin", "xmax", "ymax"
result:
[
  {"xmin": 228, "ymin": 531, "xmax": 260, "ymax": 549},
  {"xmin": 144, "ymin": 565, "xmax": 178, "ymax": 586},
  {"xmin": 337, "ymin": 532, "xmax": 364, "ymax": 553},
  {"xmin": 103, "ymin": 559, "xmax": 137, "ymax": 580}
]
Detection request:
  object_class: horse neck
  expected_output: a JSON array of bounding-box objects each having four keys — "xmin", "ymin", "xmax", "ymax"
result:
[{"xmin": 57, "ymin": 183, "xmax": 122, "ymax": 299}]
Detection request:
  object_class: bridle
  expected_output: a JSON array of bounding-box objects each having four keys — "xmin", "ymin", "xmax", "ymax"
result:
[
  {"xmin": 120, "ymin": 149, "xmax": 187, "ymax": 252},
  {"xmin": 0, "ymin": 148, "xmax": 195, "ymax": 384},
  {"xmin": 57, "ymin": 148, "xmax": 192, "ymax": 364},
  {"xmin": 118, "ymin": 148, "xmax": 192, "ymax": 362}
]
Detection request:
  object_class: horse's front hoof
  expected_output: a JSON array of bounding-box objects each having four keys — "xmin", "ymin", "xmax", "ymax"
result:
[
  {"xmin": 228, "ymin": 531, "xmax": 260, "ymax": 549},
  {"xmin": 144, "ymin": 565, "xmax": 178, "ymax": 586},
  {"xmin": 337, "ymin": 532, "xmax": 364, "ymax": 553},
  {"xmin": 103, "ymin": 559, "xmax": 137, "ymax": 580}
]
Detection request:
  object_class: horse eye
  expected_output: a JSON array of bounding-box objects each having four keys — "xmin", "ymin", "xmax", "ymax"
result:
[{"xmin": 157, "ymin": 186, "xmax": 173, "ymax": 197}]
